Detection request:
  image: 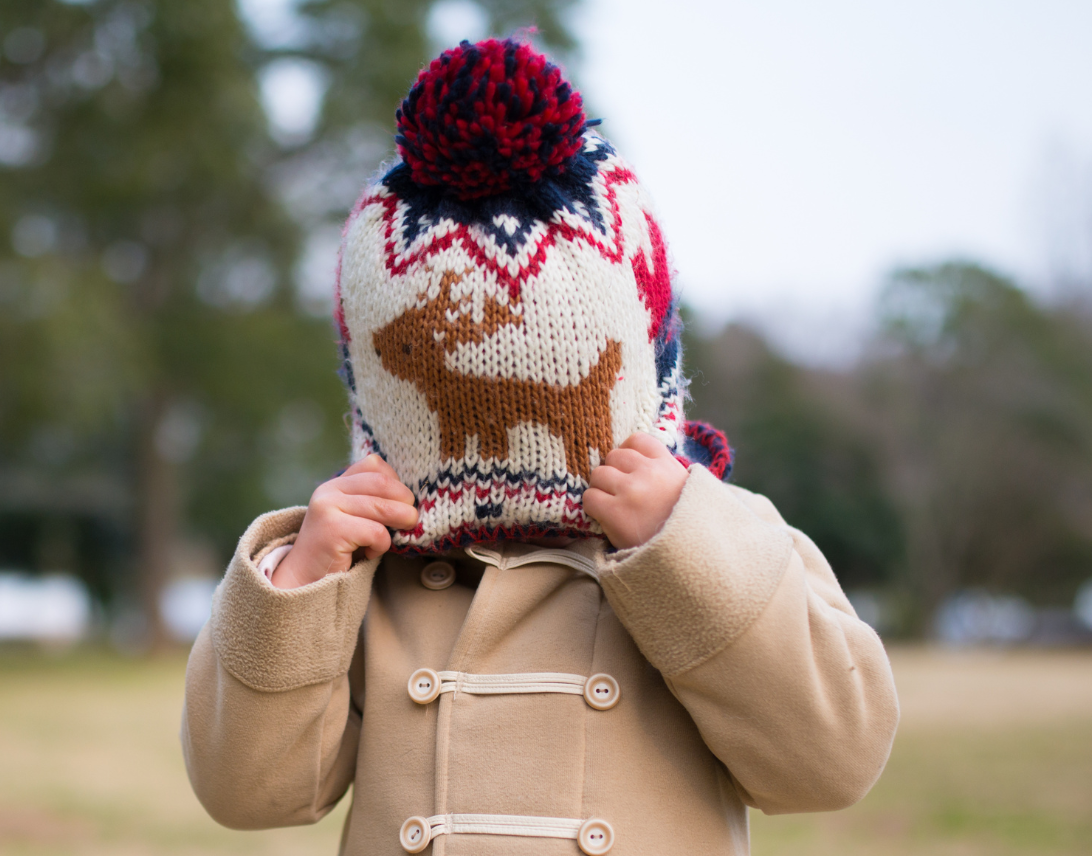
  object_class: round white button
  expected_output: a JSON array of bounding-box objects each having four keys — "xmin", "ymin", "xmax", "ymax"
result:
[
  {"xmin": 578, "ymin": 818, "xmax": 614, "ymax": 855},
  {"xmin": 407, "ymin": 668, "xmax": 441, "ymax": 704},
  {"xmin": 420, "ymin": 561, "xmax": 456, "ymax": 590},
  {"xmin": 400, "ymin": 816, "xmax": 431, "ymax": 853},
  {"xmin": 583, "ymin": 674, "xmax": 620, "ymax": 710}
]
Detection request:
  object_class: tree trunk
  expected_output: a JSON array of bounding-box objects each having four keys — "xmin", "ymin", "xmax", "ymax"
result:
[{"xmin": 136, "ymin": 388, "xmax": 177, "ymax": 650}]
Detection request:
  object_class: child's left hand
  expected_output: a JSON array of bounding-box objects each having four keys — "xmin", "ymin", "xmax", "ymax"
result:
[{"xmin": 583, "ymin": 432, "xmax": 689, "ymax": 549}]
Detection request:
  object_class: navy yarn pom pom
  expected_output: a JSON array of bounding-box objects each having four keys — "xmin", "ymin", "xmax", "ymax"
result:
[{"xmin": 395, "ymin": 39, "xmax": 587, "ymax": 200}]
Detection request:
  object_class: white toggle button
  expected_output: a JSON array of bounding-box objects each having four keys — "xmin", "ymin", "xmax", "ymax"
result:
[
  {"xmin": 578, "ymin": 818, "xmax": 614, "ymax": 855},
  {"xmin": 420, "ymin": 561, "xmax": 456, "ymax": 590},
  {"xmin": 583, "ymin": 674, "xmax": 620, "ymax": 710},
  {"xmin": 400, "ymin": 816, "xmax": 431, "ymax": 853},
  {"xmin": 407, "ymin": 668, "xmax": 441, "ymax": 704}
]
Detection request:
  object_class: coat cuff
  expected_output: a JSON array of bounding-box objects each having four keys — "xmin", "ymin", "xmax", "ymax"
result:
[
  {"xmin": 209, "ymin": 507, "xmax": 378, "ymax": 692},
  {"xmin": 597, "ymin": 466, "xmax": 795, "ymax": 677}
]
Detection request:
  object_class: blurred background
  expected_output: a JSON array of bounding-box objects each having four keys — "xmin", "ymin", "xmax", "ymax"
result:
[{"xmin": 1, "ymin": 1, "xmax": 1090, "ymax": 854}]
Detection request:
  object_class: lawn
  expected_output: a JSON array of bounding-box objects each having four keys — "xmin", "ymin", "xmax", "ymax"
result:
[{"xmin": 0, "ymin": 646, "xmax": 1090, "ymax": 855}]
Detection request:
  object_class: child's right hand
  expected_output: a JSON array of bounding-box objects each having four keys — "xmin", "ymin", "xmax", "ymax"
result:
[{"xmin": 271, "ymin": 454, "xmax": 418, "ymax": 590}]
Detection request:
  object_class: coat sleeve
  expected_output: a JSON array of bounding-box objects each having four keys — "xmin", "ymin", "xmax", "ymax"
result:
[
  {"xmin": 596, "ymin": 466, "xmax": 899, "ymax": 815},
  {"xmin": 180, "ymin": 507, "xmax": 378, "ymax": 830}
]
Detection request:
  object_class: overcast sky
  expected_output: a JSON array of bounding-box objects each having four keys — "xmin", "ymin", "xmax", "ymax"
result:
[
  {"xmin": 248, "ymin": 0, "xmax": 1092, "ymax": 362},
  {"xmin": 569, "ymin": 0, "xmax": 1092, "ymax": 359}
]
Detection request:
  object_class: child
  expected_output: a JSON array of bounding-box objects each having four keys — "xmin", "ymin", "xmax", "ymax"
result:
[{"xmin": 182, "ymin": 38, "xmax": 898, "ymax": 856}]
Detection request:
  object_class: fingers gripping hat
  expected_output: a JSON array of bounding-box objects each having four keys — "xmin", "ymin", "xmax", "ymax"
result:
[{"xmin": 335, "ymin": 38, "xmax": 731, "ymax": 552}]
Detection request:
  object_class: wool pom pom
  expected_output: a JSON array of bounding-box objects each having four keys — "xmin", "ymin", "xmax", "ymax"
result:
[{"xmin": 395, "ymin": 38, "xmax": 587, "ymax": 200}]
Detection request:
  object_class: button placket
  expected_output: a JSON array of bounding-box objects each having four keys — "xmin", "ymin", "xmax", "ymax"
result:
[{"xmin": 398, "ymin": 813, "xmax": 614, "ymax": 852}]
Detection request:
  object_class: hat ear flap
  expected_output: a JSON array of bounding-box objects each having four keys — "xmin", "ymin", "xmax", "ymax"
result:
[{"xmin": 677, "ymin": 421, "xmax": 733, "ymax": 481}]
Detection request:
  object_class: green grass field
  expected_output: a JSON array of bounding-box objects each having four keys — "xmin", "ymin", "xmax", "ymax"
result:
[{"xmin": 1, "ymin": 646, "xmax": 1090, "ymax": 855}]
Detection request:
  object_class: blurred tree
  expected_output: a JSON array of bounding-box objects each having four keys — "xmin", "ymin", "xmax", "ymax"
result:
[
  {"xmin": 0, "ymin": 0, "xmax": 575, "ymax": 646},
  {"xmin": 0, "ymin": 0, "xmax": 336, "ymax": 645},
  {"xmin": 867, "ymin": 262, "xmax": 1092, "ymax": 614},
  {"xmin": 684, "ymin": 319, "xmax": 904, "ymax": 593}
]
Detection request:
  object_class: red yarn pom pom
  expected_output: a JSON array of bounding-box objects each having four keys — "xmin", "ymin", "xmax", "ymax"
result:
[{"xmin": 395, "ymin": 39, "xmax": 587, "ymax": 200}]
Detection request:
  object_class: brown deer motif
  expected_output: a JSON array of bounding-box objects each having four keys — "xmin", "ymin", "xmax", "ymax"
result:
[{"xmin": 373, "ymin": 271, "xmax": 622, "ymax": 480}]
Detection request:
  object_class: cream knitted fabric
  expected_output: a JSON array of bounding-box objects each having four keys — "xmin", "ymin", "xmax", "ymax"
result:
[{"xmin": 333, "ymin": 39, "xmax": 730, "ymax": 552}]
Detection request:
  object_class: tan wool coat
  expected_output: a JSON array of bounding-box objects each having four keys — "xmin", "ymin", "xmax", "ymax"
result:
[{"xmin": 182, "ymin": 466, "xmax": 899, "ymax": 856}]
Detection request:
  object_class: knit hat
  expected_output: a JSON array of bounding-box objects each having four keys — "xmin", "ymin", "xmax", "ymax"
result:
[{"xmin": 334, "ymin": 38, "xmax": 731, "ymax": 553}]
